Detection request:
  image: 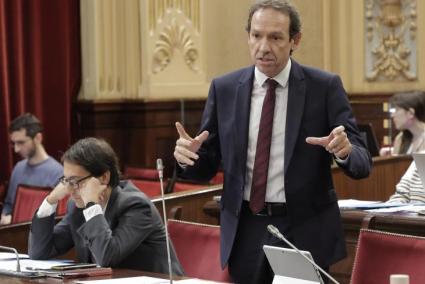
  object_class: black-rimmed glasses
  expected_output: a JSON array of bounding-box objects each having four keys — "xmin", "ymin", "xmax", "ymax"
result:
[{"xmin": 59, "ymin": 175, "xmax": 92, "ymax": 190}]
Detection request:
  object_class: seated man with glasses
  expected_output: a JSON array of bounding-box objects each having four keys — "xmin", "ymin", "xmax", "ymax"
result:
[
  {"xmin": 28, "ymin": 137, "xmax": 184, "ymax": 275},
  {"xmin": 1, "ymin": 113, "xmax": 63, "ymax": 225}
]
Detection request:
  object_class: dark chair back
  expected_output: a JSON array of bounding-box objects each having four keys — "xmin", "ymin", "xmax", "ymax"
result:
[{"xmin": 358, "ymin": 123, "xmax": 380, "ymax": 157}]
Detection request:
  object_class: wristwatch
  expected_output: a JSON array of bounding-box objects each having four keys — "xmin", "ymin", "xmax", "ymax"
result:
[{"xmin": 85, "ymin": 201, "xmax": 96, "ymax": 209}]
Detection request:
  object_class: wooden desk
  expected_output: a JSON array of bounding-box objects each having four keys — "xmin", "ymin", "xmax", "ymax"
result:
[
  {"xmin": 333, "ymin": 155, "xmax": 412, "ymax": 201},
  {"xmin": 0, "ymin": 222, "xmax": 32, "ymax": 254},
  {"xmin": 0, "ymin": 186, "xmax": 223, "ymax": 258},
  {"xmin": 0, "ymin": 155, "xmax": 413, "ymax": 283},
  {"xmin": 0, "ymin": 219, "xmax": 76, "ymax": 261},
  {"xmin": 330, "ymin": 210, "xmax": 425, "ymax": 284},
  {"xmin": 0, "ymin": 269, "xmax": 182, "ymax": 283},
  {"xmin": 152, "ymin": 185, "xmax": 222, "ymax": 224}
]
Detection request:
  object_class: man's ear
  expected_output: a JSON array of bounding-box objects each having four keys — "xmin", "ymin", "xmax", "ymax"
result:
[
  {"xmin": 291, "ymin": 32, "xmax": 302, "ymax": 52},
  {"xmin": 408, "ymin": 107, "xmax": 416, "ymax": 118},
  {"xmin": 34, "ymin": 132, "xmax": 43, "ymax": 144},
  {"xmin": 100, "ymin": 170, "xmax": 111, "ymax": 185}
]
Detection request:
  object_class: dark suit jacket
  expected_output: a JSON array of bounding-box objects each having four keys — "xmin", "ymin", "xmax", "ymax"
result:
[
  {"xmin": 28, "ymin": 180, "xmax": 184, "ymax": 275},
  {"xmin": 180, "ymin": 59, "xmax": 372, "ymax": 269}
]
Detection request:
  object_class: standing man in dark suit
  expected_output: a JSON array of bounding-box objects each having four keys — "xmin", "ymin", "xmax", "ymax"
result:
[
  {"xmin": 29, "ymin": 137, "xmax": 183, "ymax": 275},
  {"xmin": 174, "ymin": 0, "xmax": 372, "ymax": 283}
]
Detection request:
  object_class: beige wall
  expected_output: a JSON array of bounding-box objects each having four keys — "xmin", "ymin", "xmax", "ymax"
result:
[
  {"xmin": 291, "ymin": 0, "xmax": 325, "ymax": 69},
  {"xmin": 79, "ymin": 0, "xmax": 425, "ymax": 101},
  {"xmin": 320, "ymin": 0, "xmax": 425, "ymax": 93},
  {"xmin": 204, "ymin": 0, "xmax": 252, "ymax": 80}
]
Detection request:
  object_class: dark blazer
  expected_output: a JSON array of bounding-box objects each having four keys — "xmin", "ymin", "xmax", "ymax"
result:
[
  {"xmin": 180, "ymin": 59, "xmax": 372, "ymax": 269},
  {"xmin": 28, "ymin": 181, "xmax": 184, "ymax": 275}
]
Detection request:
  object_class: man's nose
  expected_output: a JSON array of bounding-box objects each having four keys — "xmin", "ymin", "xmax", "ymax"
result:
[
  {"xmin": 14, "ymin": 144, "xmax": 20, "ymax": 153},
  {"xmin": 259, "ymin": 38, "xmax": 271, "ymax": 52}
]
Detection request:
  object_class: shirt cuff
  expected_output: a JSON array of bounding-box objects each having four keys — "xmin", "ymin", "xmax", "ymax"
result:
[
  {"xmin": 36, "ymin": 198, "xmax": 58, "ymax": 218},
  {"xmin": 334, "ymin": 154, "xmax": 349, "ymax": 165},
  {"xmin": 83, "ymin": 204, "xmax": 103, "ymax": 222},
  {"xmin": 177, "ymin": 161, "xmax": 188, "ymax": 169}
]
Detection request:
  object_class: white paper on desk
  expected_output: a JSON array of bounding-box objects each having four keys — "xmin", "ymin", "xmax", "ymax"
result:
[
  {"xmin": 0, "ymin": 252, "xmax": 29, "ymax": 260},
  {"xmin": 176, "ymin": 279, "xmax": 229, "ymax": 283},
  {"xmin": 338, "ymin": 199, "xmax": 381, "ymax": 209},
  {"xmin": 366, "ymin": 204, "xmax": 425, "ymax": 213},
  {"xmin": 77, "ymin": 276, "xmax": 170, "ymax": 284},
  {"xmin": 0, "ymin": 259, "xmax": 71, "ymax": 272}
]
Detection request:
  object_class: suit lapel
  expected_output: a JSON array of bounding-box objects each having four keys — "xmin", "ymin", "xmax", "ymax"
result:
[
  {"xmin": 104, "ymin": 186, "xmax": 118, "ymax": 227},
  {"xmin": 234, "ymin": 67, "xmax": 255, "ymax": 177},
  {"xmin": 284, "ymin": 60, "xmax": 306, "ymax": 174}
]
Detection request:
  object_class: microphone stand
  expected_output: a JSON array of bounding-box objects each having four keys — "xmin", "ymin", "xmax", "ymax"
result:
[
  {"xmin": 0, "ymin": 245, "xmax": 42, "ymax": 278},
  {"xmin": 267, "ymin": 225, "xmax": 339, "ymax": 284},
  {"xmin": 157, "ymin": 159, "xmax": 173, "ymax": 283},
  {"xmin": 0, "ymin": 245, "xmax": 21, "ymax": 272}
]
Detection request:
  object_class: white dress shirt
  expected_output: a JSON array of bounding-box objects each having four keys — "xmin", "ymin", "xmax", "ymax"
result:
[
  {"xmin": 243, "ymin": 59, "xmax": 291, "ymax": 203},
  {"xmin": 37, "ymin": 197, "xmax": 105, "ymax": 221}
]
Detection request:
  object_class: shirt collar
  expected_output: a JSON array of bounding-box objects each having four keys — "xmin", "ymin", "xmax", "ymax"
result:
[{"xmin": 254, "ymin": 58, "xmax": 291, "ymax": 88}]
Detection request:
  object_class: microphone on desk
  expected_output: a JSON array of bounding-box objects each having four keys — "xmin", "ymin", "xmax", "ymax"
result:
[
  {"xmin": 0, "ymin": 245, "xmax": 43, "ymax": 278},
  {"xmin": 267, "ymin": 225, "xmax": 340, "ymax": 284},
  {"xmin": 0, "ymin": 245, "xmax": 21, "ymax": 272},
  {"xmin": 157, "ymin": 158, "xmax": 173, "ymax": 283}
]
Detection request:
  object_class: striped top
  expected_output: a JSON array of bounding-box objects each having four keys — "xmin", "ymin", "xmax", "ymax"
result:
[{"xmin": 388, "ymin": 161, "xmax": 425, "ymax": 203}]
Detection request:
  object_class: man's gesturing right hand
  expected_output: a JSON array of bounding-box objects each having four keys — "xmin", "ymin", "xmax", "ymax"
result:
[{"xmin": 174, "ymin": 122, "xmax": 209, "ymax": 166}]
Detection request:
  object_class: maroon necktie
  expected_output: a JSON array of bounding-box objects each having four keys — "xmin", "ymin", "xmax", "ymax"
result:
[{"xmin": 250, "ymin": 79, "xmax": 278, "ymax": 214}]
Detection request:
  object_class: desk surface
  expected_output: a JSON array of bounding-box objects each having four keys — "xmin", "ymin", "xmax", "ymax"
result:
[{"xmin": 0, "ymin": 269, "xmax": 181, "ymax": 283}]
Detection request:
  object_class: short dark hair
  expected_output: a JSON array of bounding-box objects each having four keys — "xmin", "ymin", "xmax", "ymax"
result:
[
  {"xmin": 245, "ymin": 0, "xmax": 302, "ymax": 39},
  {"xmin": 9, "ymin": 113, "xmax": 43, "ymax": 138},
  {"xmin": 390, "ymin": 90, "xmax": 425, "ymax": 154},
  {"xmin": 62, "ymin": 138, "xmax": 121, "ymax": 188},
  {"xmin": 390, "ymin": 91, "xmax": 425, "ymax": 122}
]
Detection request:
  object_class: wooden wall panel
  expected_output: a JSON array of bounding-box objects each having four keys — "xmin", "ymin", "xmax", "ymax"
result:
[
  {"xmin": 74, "ymin": 100, "xmax": 205, "ymax": 177},
  {"xmin": 74, "ymin": 94, "xmax": 395, "ymax": 178},
  {"xmin": 349, "ymin": 93, "xmax": 393, "ymax": 149}
]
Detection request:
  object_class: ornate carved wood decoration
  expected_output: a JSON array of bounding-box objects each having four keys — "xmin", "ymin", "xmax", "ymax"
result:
[
  {"xmin": 365, "ymin": 0, "xmax": 417, "ymax": 81},
  {"xmin": 149, "ymin": 0, "xmax": 201, "ymax": 74}
]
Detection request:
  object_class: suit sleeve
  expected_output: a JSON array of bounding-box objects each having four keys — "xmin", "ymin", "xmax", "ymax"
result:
[
  {"xmin": 327, "ymin": 75, "xmax": 372, "ymax": 179},
  {"xmin": 178, "ymin": 80, "xmax": 222, "ymax": 182},
  {"xmin": 28, "ymin": 210, "xmax": 75, "ymax": 259},
  {"xmin": 76, "ymin": 197, "xmax": 155, "ymax": 267}
]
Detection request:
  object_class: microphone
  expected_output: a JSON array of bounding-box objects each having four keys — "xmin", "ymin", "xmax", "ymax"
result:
[
  {"xmin": 157, "ymin": 158, "xmax": 164, "ymax": 179},
  {"xmin": 157, "ymin": 159, "xmax": 173, "ymax": 283},
  {"xmin": 0, "ymin": 245, "xmax": 42, "ymax": 278},
  {"xmin": 267, "ymin": 225, "xmax": 340, "ymax": 284},
  {"xmin": 0, "ymin": 245, "xmax": 21, "ymax": 272}
]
